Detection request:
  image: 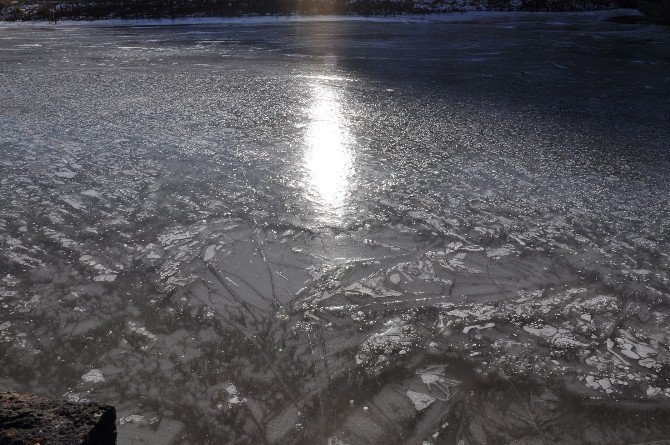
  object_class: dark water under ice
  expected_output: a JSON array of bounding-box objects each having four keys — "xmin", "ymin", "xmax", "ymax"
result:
[{"xmin": 1, "ymin": 10, "xmax": 670, "ymax": 444}]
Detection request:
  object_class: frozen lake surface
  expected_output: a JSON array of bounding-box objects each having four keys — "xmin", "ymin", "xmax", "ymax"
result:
[{"xmin": 1, "ymin": 10, "xmax": 670, "ymax": 444}]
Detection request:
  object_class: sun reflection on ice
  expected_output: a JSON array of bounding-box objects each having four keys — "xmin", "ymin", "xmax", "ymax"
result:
[{"xmin": 304, "ymin": 82, "xmax": 354, "ymax": 219}]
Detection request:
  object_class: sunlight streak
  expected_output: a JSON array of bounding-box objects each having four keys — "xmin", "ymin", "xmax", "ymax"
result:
[{"xmin": 303, "ymin": 82, "xmax": 354, "ymax": 219}]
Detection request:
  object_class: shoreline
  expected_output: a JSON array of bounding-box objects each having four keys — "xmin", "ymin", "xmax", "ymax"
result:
[{"xmin": 0, "ymin": 8, "xmax": 643, "ymax": 27}]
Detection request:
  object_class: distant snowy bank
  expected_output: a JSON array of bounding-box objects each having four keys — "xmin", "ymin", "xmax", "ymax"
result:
[
  {"xmin": 1, "ymin": 0, "xmax": 624, "ymax": 22},
  {"xmin": 0, "ymin": 8, "xmax": 644, "ymax": 27}
]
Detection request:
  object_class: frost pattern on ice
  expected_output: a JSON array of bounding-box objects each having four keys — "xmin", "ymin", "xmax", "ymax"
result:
[{"xmin": 81, "ymin": 369, "xmax": 105, "ymax": 383}]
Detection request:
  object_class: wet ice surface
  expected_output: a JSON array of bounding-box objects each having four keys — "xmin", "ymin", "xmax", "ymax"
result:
[{"xmin": 1, "ymin": 10, "xmax": 670, "ymax": 444}]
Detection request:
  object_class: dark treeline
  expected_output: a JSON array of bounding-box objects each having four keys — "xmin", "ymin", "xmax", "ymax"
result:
[
  {"xmin": 2, "ymin": 0, "xmax": 433, "ymax": 20},
  {"xmin": 2, "ymin": 0, "xmax": 662, "ymax": 22}
]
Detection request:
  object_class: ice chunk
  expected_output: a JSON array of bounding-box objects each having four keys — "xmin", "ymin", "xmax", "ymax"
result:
[
  {"xmin": 81, "ymin": 369, "xmax": 105, "ymax": 383},
  {"xmin": 406, "ymin": 390, "xmax": 435, "ymax": 411},
  {"xmin": 94, "ymin": 274, "xmax": 117, "ymax": 282}
]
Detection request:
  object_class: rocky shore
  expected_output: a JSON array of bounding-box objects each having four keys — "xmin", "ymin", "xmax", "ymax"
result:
[{"xmin": 0, "ymin": 392, "xmax": 116, "ymax": 445}]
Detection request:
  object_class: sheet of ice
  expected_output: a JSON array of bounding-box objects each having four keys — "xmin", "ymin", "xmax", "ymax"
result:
[{"xmin": 1, "ymin": 11, "xmax": 669, "ymax": 444}]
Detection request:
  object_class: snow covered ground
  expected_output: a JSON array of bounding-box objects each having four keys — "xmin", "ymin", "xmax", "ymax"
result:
[{"xmin": 1, "ymin": 11, "xmax": 670, "ymax": 444}]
